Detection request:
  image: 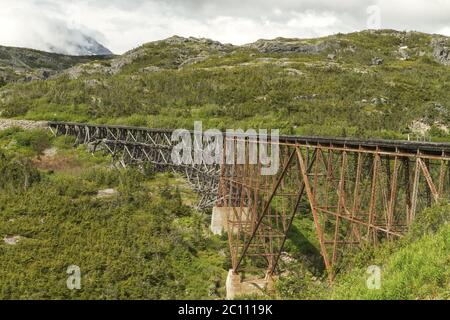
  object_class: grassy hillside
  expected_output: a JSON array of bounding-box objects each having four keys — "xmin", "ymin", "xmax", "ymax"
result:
[{"xmin": 0, "ymin": 30, "xmax": 449, "ymax": 140}]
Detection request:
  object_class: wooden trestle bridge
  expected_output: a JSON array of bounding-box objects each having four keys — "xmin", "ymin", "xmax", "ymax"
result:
[{"xmin": 49, "ymin": 121, "xmax": 450, "ymax": 279}]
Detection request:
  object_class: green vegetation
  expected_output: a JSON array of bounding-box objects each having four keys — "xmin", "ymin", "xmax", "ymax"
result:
[
  {"xmin": 0, "ymin": 130, "xmax": 227, "ymax": 299},
  {"xmin": 0, "ymin": 30, "xmax": 449, "ymax": 140},
  {"xmin": 0, "ymin": 30, "xmax": 449, "ymax": 300},
  {"xmin": 0, "ymin": 127, "xmax": 448, "ymax": 300},
  {"xmin": 277, "ymin": 203, "xmax": 450, "ymax": 300}
]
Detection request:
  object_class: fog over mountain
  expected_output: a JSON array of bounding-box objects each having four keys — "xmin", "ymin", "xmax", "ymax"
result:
[
  {"xmin": 46, "ymin": 30, "xmax": 113, "ymax": 56},
  {"xmin": 0, "ymin": 0, "xmax": 112, "ymax": 55}
]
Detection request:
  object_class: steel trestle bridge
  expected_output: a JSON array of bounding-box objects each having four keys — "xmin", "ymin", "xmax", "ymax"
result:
[{"xmin": 49, "ymin": 121, "xmax": 450, "ymax": 278}]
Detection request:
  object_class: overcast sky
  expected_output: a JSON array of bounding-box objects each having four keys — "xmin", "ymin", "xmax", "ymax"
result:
[{"xmin": 0, "ymin": 0, "xmax": 449, "ymax": 55}]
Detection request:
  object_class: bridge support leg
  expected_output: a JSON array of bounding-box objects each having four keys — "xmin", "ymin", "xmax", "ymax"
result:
[{"xmin": 225, "ymin": 270, "xmax": 275, "ymax": 300}]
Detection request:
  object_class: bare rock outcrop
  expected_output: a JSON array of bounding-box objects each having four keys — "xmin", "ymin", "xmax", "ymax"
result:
[
  {"xmin": 163, "ymin": 36, "xmax": 235, "ymax": 52},
  {"xmin": 246, "ymin": 38, "xmax": 340, "ymax": 54},
  {"xmin": 371, "ymin": 57, "xmax": 384, "ymax": 65},
  {"xmin": 432, "ymin": 38, "xmax": 450, "ymax": 65}
]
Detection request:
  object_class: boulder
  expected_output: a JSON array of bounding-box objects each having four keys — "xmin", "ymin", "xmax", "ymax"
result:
[
  {"xmin": 371, "ymin": 57, "xmax": 384, "ymax": 65},
  {"xmin": 371, "ymin": 97, "xmax": 389, "ymax": 105},
  {"xmin": 4, "ymin": 235, "xmax": 22, "ymax": 245},
  {"xmin": 96, "ymin": 188, "xmax": 119, "ymax": 199}
]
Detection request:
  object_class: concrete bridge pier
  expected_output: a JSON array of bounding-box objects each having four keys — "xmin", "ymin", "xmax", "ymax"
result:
[
  {"xmin": 225, "ymin": 270, "xmax": 275, "ymax": 300},
  {"xmin": 210, "ymin": 207, "xmax": 275, "ymax": 299}
]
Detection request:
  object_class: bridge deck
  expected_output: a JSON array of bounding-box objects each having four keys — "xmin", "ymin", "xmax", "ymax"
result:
[{"xmin": 48, "ymin": 121, "xmax": 450, "ymax": 157}]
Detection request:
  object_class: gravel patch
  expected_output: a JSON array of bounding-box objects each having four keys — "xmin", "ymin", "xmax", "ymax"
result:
[{"xmin": 0, "ymin": 119, "xmax": 48, "ymax": 131}]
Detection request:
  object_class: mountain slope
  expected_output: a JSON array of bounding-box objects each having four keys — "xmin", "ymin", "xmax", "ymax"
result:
[
  {"xmin": 0, "ymin": 30, "xmax": 449, "ymax": 140},
  {"xmin": 0, "ymin": 45, "xmax": 113, "ymax": 84}
]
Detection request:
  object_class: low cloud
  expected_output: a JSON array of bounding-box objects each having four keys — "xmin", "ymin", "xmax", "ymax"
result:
[
  {"xmin": 0, "ymin": 1, "xmax": 108, "ymax": 55},
  {"xmin": 0, "ymin": 0, "xmax": 449, "ymax": 55}
]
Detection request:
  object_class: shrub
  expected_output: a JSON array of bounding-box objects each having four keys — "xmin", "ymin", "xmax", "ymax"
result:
[
  {"xmin": 0, "ymin": 151, "xmax": 41, "ymax": 190},
  {"xmin": 14, "ymin": 129, "xmax": 52, "ymax": 154}
]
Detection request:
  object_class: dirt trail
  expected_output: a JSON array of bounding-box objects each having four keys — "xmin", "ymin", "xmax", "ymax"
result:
[{"xmin": 0, "ymin": 119, "xmax": 48, "ymax": 131}]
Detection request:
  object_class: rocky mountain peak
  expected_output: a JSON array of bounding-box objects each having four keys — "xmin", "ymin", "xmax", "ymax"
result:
[{"xmin": 48, "ymin": 34, "xmax": 113, "ymax": 56}]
